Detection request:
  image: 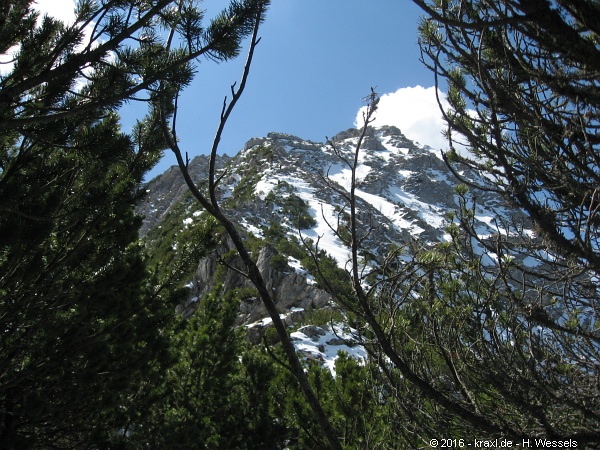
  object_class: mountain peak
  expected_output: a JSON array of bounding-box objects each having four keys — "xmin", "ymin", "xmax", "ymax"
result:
[
  {"xmin": 139, "ymin": 125, "xmax": 499, "ymax": 248},
  {"xmin": 330, "ymin": 125, "xmax": 405, "ymax": 142}
]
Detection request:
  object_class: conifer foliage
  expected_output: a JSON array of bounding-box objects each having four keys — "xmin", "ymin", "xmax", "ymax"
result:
[
  {"xmin": 309, "ymin": 0, "xmax": 600, "ymax": 445},
  {"xmin": 0, "ymin": 0, "xmax": 269, "ymax": 447},
  {"xmin": 414, "ymin": 0, "xmax": 600, "ymax": 270},
  {"xmin": 130, "ymin": 287, "xmax": 284, "ymax": 449},
  {"xmin": 0, "ymin": 110, "xmax": 167, "ymax": 448}
]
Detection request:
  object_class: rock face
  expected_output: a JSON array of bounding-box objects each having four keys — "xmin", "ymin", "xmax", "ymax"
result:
[
  {"xmin": 173, "ymin": 236, "xmax": 332, "ymax": 343},
  {"xmin": 179, "ymin": 240, "xmax": 331, "ymax": 326},
  {"xmin": 137, "ymin": 154, "xmax": 230, "ymax": 236}
]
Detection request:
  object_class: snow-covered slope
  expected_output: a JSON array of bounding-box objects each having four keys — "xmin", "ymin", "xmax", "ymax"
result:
[{"xmin": 210, "ymin": 126, "xmax": 518, "ymax": 263}]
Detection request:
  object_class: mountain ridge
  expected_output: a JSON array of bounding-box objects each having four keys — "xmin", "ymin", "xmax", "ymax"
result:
[
  {"xmin": 139, "ymin": 125, "xmax": 465, "ymax": 241},
  {"xmin": 137, "ymin": 125, "xmax": 526, "ymax": 354}
]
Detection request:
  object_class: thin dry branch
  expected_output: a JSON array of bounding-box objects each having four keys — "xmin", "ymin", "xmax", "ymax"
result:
[{"xmin": 158, "ymin": 5, "xmax": 343, "ymax": 449}]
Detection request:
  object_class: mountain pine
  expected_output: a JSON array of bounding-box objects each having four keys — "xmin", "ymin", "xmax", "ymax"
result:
[{"xmin": 0, "ymin": 0, "xmax": 271, "ymax": 446}]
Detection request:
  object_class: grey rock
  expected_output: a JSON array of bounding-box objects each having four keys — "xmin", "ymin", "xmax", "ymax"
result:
[
  {"xmin": 326, "ymin": 337, "xmax": 351, "ymax": 346},
  {"xmin": 297, "ymin": 325, "xmax": 327, "ymax": 341}
]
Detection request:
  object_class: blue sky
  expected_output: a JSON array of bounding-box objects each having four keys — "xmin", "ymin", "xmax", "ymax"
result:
[
  {"xmin": 28, "ymin": 1, "xmax": 449, "ymax": 180},
  {"xmin": 155, "ymin": 0, "xmax": 449, "ymax": 179}
]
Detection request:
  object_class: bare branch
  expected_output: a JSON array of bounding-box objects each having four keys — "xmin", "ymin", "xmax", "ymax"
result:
[{"xmin": 159, "ymin": 5, "xmax": 344, "ymax": 449}]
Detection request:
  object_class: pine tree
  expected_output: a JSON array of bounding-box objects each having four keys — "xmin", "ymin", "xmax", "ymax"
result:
[
  {"xmin": 314, "ymin": 77, "xmax": 600, "ymax": 444},
  {"xmin": 135, "ymin": 289, "xmax": 245, "ymax": 448},
  {"xmin": 0, "ymin": 110, "xmax": 173, "ymax": 447},
  {"xmin": 414, "ymin": 0, "xmax": 600, "ymax": 270},
  {"xmin": 0, "ymin": 0, "xmax": 269, "ymax": 446},
  {"xmin": 411, "ymin": 0, "xmax": 600, "ymax": 442},
  {"xmin": 129, "ymin": 286, "xmax": 286, "ymax": 449}
]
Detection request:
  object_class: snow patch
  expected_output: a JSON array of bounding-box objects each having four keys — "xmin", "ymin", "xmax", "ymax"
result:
[{"xmin": 291, "ymin": 324, "xmax": 367, "ymax": 376}]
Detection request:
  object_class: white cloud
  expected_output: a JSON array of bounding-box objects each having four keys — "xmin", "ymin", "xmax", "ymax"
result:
[
  {"xmin": 34, "ymin": 0, "xmax": 77, "ymax": 25},
  {"xmin": 0, "ymin": 47, "xmax": 19, "ymax": 76},
  {"xmin": 355, "ymin": 85, "xmax": 451, "ymax": 151},
  {"xmin": 1, "ymin": 1, "xmax": 78, "ymax": 76}
]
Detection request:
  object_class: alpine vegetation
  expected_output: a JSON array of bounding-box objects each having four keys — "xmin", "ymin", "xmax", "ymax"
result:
[{"xmin": 1, "ymin": 0, "xmax": 599, "ymax": 448}]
